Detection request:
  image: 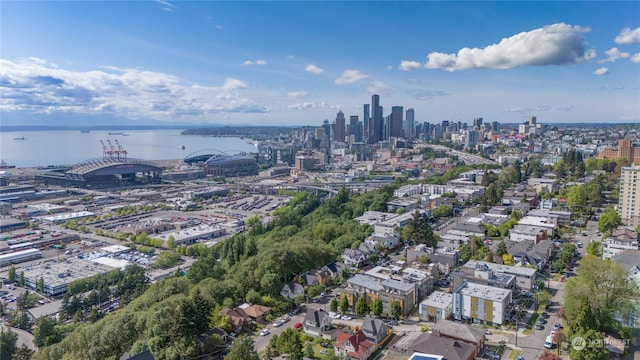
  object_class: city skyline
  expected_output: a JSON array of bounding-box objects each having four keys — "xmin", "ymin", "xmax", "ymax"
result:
[{"xmin": 1, "ymin": 1, "xmax": 639, "ymax": 127}]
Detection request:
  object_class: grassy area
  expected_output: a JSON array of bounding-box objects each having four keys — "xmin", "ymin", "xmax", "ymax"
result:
[{"xmin": 509, "ymin": 349, "xmax": 522, "ymax": 360}]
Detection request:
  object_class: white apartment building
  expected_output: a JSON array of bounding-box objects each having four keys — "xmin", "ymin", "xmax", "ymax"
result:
[{"xmin": 618, "ymin": 164, "xmax": 640, "ymax": 227}]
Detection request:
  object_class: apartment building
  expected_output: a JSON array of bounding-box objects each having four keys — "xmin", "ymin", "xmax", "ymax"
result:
[
  {"xmin": 343, "ymin": 274, "xmax": 417, "ymax": 317},
  {"xmin": 461, "ymin": 260, "xmax": 537, "ymax": 291},
  {"xmin": 452, "ymin": 282, "xmax": 512, "ymax": 325},
  {"xmin": 619, "ymin": 164, "xmax": 640, "ymax": 227},
  {"xmin": 419, "ymin": 291, "xmax": 453, "ymax": 322},
  {"xmin": 603, "ymin": 227, "xmax": 639, "ymax": 260}
]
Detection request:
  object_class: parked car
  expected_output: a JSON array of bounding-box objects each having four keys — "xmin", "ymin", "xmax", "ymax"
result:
[
  {"xmin": 260, "ymin": 329, "xmax": 270, "ymax": 336},
  {"xmin": 320, "ymin": 343, "xmax": 332, "ymax": 348},
  {"xmin": 553, "ymin": 323, "xmax": 562, "ymax": 330},
  {"xmin": 535, "ymin": 324, "xmax": 544, "ymax": 330},
  {"xmin": 273, "ymin": 320, "xmax": 283, "ymax": 327},
  {"xmin": 341, "ymin": 315, "xmax": 352, "ymax": 321}
]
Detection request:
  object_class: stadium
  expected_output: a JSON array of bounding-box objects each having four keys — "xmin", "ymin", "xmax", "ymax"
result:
[
  {"xmin": 36, "ymin": 157, "xmax": 163, "ymax": 189},
  {"xmin": 182, "ymin": 150, "xmax": 259, "ymax": 178}
]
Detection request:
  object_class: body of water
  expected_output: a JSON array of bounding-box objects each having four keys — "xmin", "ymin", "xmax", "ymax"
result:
[{"xmin": 0, "ymin": 129, "xmax": 257, "ymax": 168}]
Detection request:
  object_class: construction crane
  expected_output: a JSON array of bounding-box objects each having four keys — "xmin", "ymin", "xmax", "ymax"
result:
[
  {"xmin": 114, "ymin": 139, "xmax": 127, "ymax": 161},
  {"xmin": 107, "ymin": 140, "xmax": 119, "ymax": 161},
  {"xmin": 100, "ymin": 140, "xmax": 114, "ymax": 160}
]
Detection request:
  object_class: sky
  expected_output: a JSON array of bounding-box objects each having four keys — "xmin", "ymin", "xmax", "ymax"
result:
[{"xmin": 1, "ymin": 1, "xmax": 640, "ymax": 127}]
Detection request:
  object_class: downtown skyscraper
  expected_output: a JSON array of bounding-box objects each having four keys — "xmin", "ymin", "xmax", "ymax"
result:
[{"xmin": 368, "ymin": 94, "xmax": 383, "ymax": 144}]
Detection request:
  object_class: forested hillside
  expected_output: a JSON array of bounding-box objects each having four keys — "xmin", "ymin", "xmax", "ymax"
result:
[{"xmin": 33, "ymin": 187, "xmax": 395, "ymax": 360}]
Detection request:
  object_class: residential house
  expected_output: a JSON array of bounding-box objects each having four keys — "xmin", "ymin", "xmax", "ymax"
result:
[
  {"xmin": 221, "ymin": 308, "xmax": 249, "ymax": 333},
  {"xmin": 419, "ymin": 291, "xmax": 453, "ymax": 322},
  {"xmin": 410, "ymin": 333, "xmax": 476, "ymax": 360},
  {"xmin": 335, "ymin": 330, "xmax": 375, "ymax": 360},
  {"xmin": 361, "ymin": 316, "xmax": 390, "ymax": 344},
  {"xmin": 407, "ymin": 244, "xmax": 459, "ymax": 275},
  {"xmin": 431, "ymin": 319, "xmax": 486, "ymax": 357},
  {"xmin": 322, "ymin": 262, "xmax": 345, "ymax": 281},
  {"xmin": 343, "ymin": 249, "xmax": 367, "ymax": 267},
  {"xmin": 603, "ymin": 227, "xmax": 639, "ymax": 260},
  {"xmin": 303, "ymin": 309, "xmax": 332, "ymax": 336},
  {"xmin": 281, "ymin": 281, "xmax": 305, "ymax": 300},
  {"xmin": 611, "ymin": 249, "xmax": 640, "ymax": 328},
  {"xmin": 239, "ymin": 303, "xmax": 271, "ymax": 323},
  {"xmin": 365, "ymin": 233, "xmax": 399, "ymax": 250}
]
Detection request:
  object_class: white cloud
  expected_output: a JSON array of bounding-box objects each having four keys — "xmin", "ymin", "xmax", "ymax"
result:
[
  {"xmin": 288, "ymin": 102, "xmax": 317, "ymax": 110},
  {"xmin": 615, "ymin": 27, "xmax": 640, "ymax": 45},
  {"xmin": 366, "ymin": 81, "xmax": 392, "ymax": 96},
  {"xmin": 287, "ymin": 90, "xmax": 308, "ymax": 98},
  {"xmin": 305, "ymin": 64, "xmax": 323, "ymax": 74},
  {"xmin": 0, "ymin": 58, "xmax": 267, "ymax": 122},
  {"xmin": 155, "ymin": 0, "xmax": 177, "ymax": 11},
  {"xmin": 425, "ymin": 23, "xmax": 595, "ymax": 71},
  {"xmin": 334, "ymin": 69, "xmax": 369, "ymax": 85},
  {"xmin": 500, "ymin": 106, "xmax": 553, "ymax": 113},
  {"xmin": 599, "ymin": 48, "xmax": 630, "ymax": 63},
  {"xmin": 631, "ymin": 53, "xmax": 640, "ymax": 63},
  {"xmin": 406, "ymin": 89, "xmax": 450, "ymax": 100},
  {"xmin": 593, "ymin": 67, "xmax": 609, "ymax": 76},
  {"xmin": 398, "ymin": 60, "xmax": 422, "ymax": 71},
  {"xmin": 222, "ymin": 77, "xmax": 247, "ymax": 90},
  {"xmin": 386, "ymin": 65, "xmax": 393, "ymax": 71},
  {"xmin": 243, "ymin": 59, "xmax": 267, "ymax": 66},
  {"xmin": 216, "ymin": 25, "xmax": 223, "ymax": 29}
]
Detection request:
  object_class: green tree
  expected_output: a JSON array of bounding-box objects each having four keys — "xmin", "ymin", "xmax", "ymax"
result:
[
  {"xmin": 166, "ymin": 235, "xmax": 177, "ymax": 249},
  {"xmin": 496, "ymin": 240, "xmax": 508, "ymax": 257},
  {"xmin": 598, "ymin": 206, "xmax": 622, "ymax": 234},
  {"xmin": 329, "ymin": 298, "xmax": 338, "ymax": 313},
  {"xmin": 36, "ymin": 277, "xmax": 45, "ymax": 294},
  {"xmin": 0, "ymin": 329, "xmax": 17, "ymax": 360},
  {"xmin": 564, "ymin": 255, "xmax": 638, "ymax": 335},
  {"xmin": 8, "ymin": 265, "xmax": 16, "ymax": 283},
  {"xmin": 568, "ymin": 329, "xmax": 609, "ymax": 360},
  {"xmin": 226, "ymin": 335, "xmax": 259, "ymax": 360},
  {"xmin": 12, "ymin": 343, "xmax": 34, "ymax": 360},
  {"xmin": 586, "ymin": 241, "xmax": 600, "ymax": 257},
  {"xmin": 18, "ymin": 272, "xmax": 25, "ymax": 287},
  {"xmin": 339, "ymin": 296, "xmax": 349, "ymax": 314},
  {"xmin": 416, "ymin": 254, "xmax": 429, "ymax": 264},
  {"xmin": 355, "ymin": 296, "xmax": 368, "ymax": 315},
  {"xmin": 567, "ymin": 186, "xmax": 588, "ymax": 214},
  {"xmin": 391, "ymin": 300, "xmax": 402, "ymax": 319},
  {"xmin": 371, "ymin": 298, "xmax": 383, "ymax": 317},
  {"xmin": 34, "ymin": 316, "xmax": 61, "ymax": 347},
  {"xmin": 304, "ymin": 342, "xmax": 315, "ymax": 359}
]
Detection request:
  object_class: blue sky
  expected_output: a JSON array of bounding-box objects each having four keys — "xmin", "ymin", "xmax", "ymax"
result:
[{"xmin": 1, "ymin": 1, "xmax": 639, "ymax": 127}]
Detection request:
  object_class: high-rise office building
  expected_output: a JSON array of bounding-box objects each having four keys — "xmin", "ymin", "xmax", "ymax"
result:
[
  {"xmin": 528, "ymin": 116, "xmax": 537, "ymax": 127},
  {"xmin": 349, "ymin": 115, "xmax": 362, "ymax": 142},
  {"xmin": 322, "ymin": 119, "xmax": 331, "ymax": 143},
  {"xmin": 464, "ymin": 130, "xmax": 480, "ymax": 149},
  {"xmin": 491, "ymin": 121, "xmax": 500, "ymax": 132},
  {"xmin": 618, "ymin": 164, "xmax": 640, "ymax": 227},
  {"xmin": 389, "ymin": 106, "xmax": 403, "ymax": 139},
  {"xmin": 363, "ymin": 104, "xmax": 370, "ymax": 142},
  {"xmin": 473, "ymin": 117, "xmax": 483, "ymax": 129},
  {"xmin": 441, "ymin": 120, "xmax": 449, "ymax": 133},
  {"xmin": 369, "ymin": 94, "xmax": 383, "ymax": 144},
  {"xmin": 335, "ymin": 110, "xmax": 346, "ymax": 143},
  {"xmin": 404, "ymin": 108, "xmax": 415, "ymax": 139}
]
